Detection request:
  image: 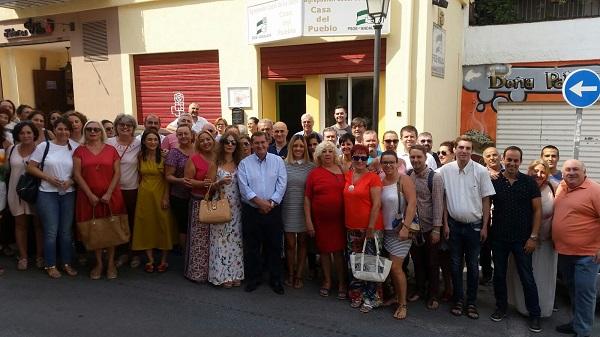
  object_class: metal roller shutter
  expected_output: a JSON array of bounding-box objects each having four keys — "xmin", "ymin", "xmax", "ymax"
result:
[
  {"xmin": 496, "ymin": 103, "xmax": 600, "ymax": 181},
  {"xmin": 134, "ymin": 51, "xmax": 221, "ymax": 127}
]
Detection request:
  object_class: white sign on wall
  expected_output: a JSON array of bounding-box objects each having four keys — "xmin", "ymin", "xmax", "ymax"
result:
[
  {"xmin": 303, "ymin": 0, "xmax": 390, "ymax": 36},
  {"xmin": 432, "ymin": 23, "xmax": 445, "ymax": 78},
  {"xmin": 247, "ymin": 0, "xmax": 303, "ymax": 44}
]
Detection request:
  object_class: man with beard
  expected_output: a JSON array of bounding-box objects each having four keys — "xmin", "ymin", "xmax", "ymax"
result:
[{"xmin": 328, "ymin": 106, "xmax": 351, "ymax": 137}]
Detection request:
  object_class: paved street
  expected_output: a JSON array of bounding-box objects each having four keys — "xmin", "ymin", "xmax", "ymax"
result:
[{"xmin": 0, "ymin": 255, "xmax": 598, "ymax": 337}]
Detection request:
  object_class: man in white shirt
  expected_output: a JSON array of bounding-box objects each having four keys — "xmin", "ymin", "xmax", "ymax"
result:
[
  {"xmin": 166, "ymin": 102, "xmax": 208, "ymax": 133},
  {"xmin": 136, "ymin": 114, "xmax": 165, "ymax": 142},
  {"xmin": 438, "ymin": 135, "xmax": 495, "ymax": 320},
  {"xmin": 398, "ymin": 125, "xmax": 437, "ymax": 171}
]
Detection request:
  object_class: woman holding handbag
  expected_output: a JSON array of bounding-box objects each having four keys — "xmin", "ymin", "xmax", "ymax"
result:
[
  {"xmin": 27, "ymin": 117, "xmax": 78, "ymax": 278},
  {"xmin": 132, "ymin": 129, "xmax": 177, "ymax": 273},
  {"xmin": 73, "ymin": 120, "xmax": 125, "ymax": 280},
  {"xmin": 183, "ymin": 130, "xmax": 215, "ymax": 282},
  {"xmin": 380, "ymin": 150, "xmax": 417, "ymax": 319},
  {"xmin": 9, "ymin": 121, "xmax": 43, "ymax": 271},
  {"xmin": 343, "ymin": 144, "xmax": 384, "ymax": 313},
  {"xmin": 207, "ymin": 131, "xmax": 244, "ymax": 287}
]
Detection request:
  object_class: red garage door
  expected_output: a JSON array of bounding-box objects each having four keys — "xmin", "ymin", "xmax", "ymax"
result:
[{"xmin": 134, "ymin": 51, "xmax": 221, "ymax": 127}]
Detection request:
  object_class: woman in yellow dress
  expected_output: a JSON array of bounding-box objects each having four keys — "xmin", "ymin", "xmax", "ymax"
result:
[{"xmin": 132, "ymin": 129, "xmax": 177, "ymax": 273}]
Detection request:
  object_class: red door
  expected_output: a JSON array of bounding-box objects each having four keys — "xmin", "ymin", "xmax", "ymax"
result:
[{"xmin": 133, "ymin": 51, "xmax": 222, "ymax": 127}]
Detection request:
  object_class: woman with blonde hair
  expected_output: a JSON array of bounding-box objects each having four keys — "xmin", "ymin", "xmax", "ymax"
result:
[
  {"xmin": 214, "ymin": 117, "xmax": 228, "ymax": 141},
  {"xmin": 305, "ymin": 140, "xmax": 347, "ymax": 298},
  {"xmin": 281, "ymin": 134, "xmax": 314, "ymax": 289}
]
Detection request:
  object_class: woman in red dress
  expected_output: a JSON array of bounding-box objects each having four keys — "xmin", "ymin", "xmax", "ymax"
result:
[
  {"xmin": 304, "ymin": 140, "xmax": 347, "ymax": 299},
  {"xmin": 73, "ymin": 120, "xmax": 125, "ymax": 280}
]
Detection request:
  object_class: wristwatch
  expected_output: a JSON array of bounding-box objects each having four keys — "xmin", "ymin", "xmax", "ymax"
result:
[{"xmin": 529, "ymin": 234, "xmax": 538, "ymax": 241}]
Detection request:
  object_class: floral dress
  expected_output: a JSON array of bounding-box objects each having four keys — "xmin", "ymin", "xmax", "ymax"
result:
[{"xmin": 208, "ymin": 168, "xmax": 244, "ymax": 285}]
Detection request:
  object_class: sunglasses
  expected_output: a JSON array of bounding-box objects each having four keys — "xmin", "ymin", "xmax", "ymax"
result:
[
  {"xmin": 104, "ymin": 127, "xmax": 114, "ymax": 131},
  {"xmin": 438, "ymin": 150, "xmax": 449, "ymax": 156},
  {"xmin": 85, "ymin": 127, "xmax": 102, "ymax": 133},
  {"xmin": 242, "ymin": 142, "xmax": 250, "ymax": 146},
  {"xmin": 118, "ymin": 123, "xmax": 133, "ymax": 128},
  {"xmin": 420, "ymin": 139, "xmax": 432, "ymax": 143},
  {"xmin": 384, "ymin": 139, "xmax": 399, "ymax": 144},
  {"xmin": 381, "ymin": 161, "xmax": 396, "ymax": 166},
  {"xmin": 224, "ymin": 140, "xmax": 237, "ymax": 146},
  {"xmin": 352, "ymin": 155, "xmax": 369, "ymax": 162}
]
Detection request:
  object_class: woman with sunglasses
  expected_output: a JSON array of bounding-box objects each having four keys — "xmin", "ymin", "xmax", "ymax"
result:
[
  {"xmin": 344, "ymin": 144, "xmax": 384, "ymax": 313},
  {"xmin": 437, "ymin": 141, "xmax": 455, "ymax": 166},
  {"xmin": 207, "ymin": 131, "xmax": 244, "ymax": 287},
  {"xmin": 183, "ymin": 130, "xmax": 215, "ymax": 282},
  {"xmin": 27, "ymin": 117, "xmax": 78, "ymax": 278},
  {"xmin": 214, "ymin": 117, "xmax": 228, "ymax": 141},
  {"xmin": 380, "ymin": 150, "xmax": 417, "ymax": 319},
  {"xmin": 132, "ymin": 129, "xmax": 177, "ymax": 273},
  {"xmin": 305, "ymin": 140, "xmax": 346, "ymax": 298},
  {"xmin": 165, "ymin": 125, "xmax": 194, "ymax": 250},
  {"xmin": 239, "ymin": 134, "xmax": 252, "ymax": 158},
  {"xmin": 73, "ymin": 121, "xmax": 125, "ymax": 280},
  {"xmin": 106, "ymin": 114, "xmax": 142, "ymax": 269}
]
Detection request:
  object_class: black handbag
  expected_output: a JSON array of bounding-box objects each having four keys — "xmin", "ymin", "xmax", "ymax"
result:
[{"xmin": 16, "ymin": 141, "xmax": 49, "ymax": 203}]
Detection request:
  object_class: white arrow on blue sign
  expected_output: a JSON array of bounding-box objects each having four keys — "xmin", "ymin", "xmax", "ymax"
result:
[{"xmin": 562, "ymin": 69, "xmax": 600, "ymax": 109}]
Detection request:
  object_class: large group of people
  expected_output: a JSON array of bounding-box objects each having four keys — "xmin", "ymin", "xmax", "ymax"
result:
[{"xmin": 0, "ymin": 99, "xmax": 598, "ymax": 337}]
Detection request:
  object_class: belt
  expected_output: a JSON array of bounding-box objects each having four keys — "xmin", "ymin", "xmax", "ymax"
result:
[{"xmin": 448, "ymin": 216, "xmax": 482, "ymax": 227}]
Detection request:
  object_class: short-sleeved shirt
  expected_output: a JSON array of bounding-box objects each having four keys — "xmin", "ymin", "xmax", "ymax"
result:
[
  {"xmin": 161, "ymin": 133, "xmax": 179, "ymax": 151},
  {"xmin": 343, "ymin": 171, "xmax": 383, "ymax": 230},
  {"xmin": 438, "ymin": 160, "xmax": 495, "ymax": 223},
  {"xmin": 105, "ymin": 137, "xmax": 141, "ymax": 190},
  {"xmin": 399, "ymin": 152, "xmax": 438, "ymax": 171},
  {"xmin": 491, "ymin": 172, "xmax": 541, "ymax": 242},
  {"xmin": 329, "ymin": 124, "xmax": 352, "ymax": 137},
  {"xmin": 164, "ymin": 148, "xmax": 191, "ymax": 199},
  {"xmin": 552, "ymin": 178, "xmax": 600, "ymax": 255},
  {"xmin": 30, "ymin": 141, "xmax": 78, "ymax": 193}
]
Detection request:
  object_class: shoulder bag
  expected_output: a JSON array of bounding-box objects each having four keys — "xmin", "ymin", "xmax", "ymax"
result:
[
  {"xmin": 16, "ymin": 140, "xmax": 50, "ymax": 203},
  {"xmin": 198, "ymin": 183, "xmax": 232, "ymax": 224},
  {"xmin": 76, "ymin": 204, "xmax": 130, "ymax": 251},
  {"xmin": 350, "ymin": 237, "xmax": 392, "ymax": 283}
]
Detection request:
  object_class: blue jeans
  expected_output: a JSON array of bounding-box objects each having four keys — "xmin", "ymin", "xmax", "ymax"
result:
[
  {"xmin": 491, "ymin": 239, "xmax": 541, "ymax": 317},
  {"xmin": 448, "ymin": 217, "xmax": 481, "ymax": 305},
  {"xmin": 558, "ymin": 255, "xmax": 599, "ymax": 337},
  {"xmin": 37, "ymin": 191, "xmax": 75, "ymax": 267}
]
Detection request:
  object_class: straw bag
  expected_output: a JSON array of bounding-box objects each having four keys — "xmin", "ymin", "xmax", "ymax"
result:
[
  {"xmin": 350, "ymin": 237, "xmax": 392, "ymax": 283},
  {"xmin": 76, "ymin": 204, "xmax": 130, "ymax": 250},
  {"xmin": 198, "ymin": 183, "xmax": 232, "ymax": 224}
]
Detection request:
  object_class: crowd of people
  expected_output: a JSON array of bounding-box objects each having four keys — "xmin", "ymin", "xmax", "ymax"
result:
[{"xmin": 0, "ymin": 99, "xmax": 598, "ymax": 337}]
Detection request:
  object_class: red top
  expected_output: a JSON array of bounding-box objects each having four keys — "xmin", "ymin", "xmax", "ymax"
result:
[
  {"xmin": 73, "ymin": 145, "xmax": 125, "ymax": 222},
  {"xmin": 343, "ymin": 170, "xmax": 383, "ymax": 230},
  {"xmin": 190, "ymin": 153, "xmax": 210, "ymax": 197}
]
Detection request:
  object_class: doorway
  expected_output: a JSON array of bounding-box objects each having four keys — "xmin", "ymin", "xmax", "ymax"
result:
[
  {"xmin": 277, "ymin": 82, "xmax": 306, "ymax": 136},
  {"xmin": 33, "ymin": 70, "xmax": 68, "ymax": 112}
]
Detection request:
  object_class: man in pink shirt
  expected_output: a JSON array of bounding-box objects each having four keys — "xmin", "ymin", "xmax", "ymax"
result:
[{"xmin": 552, "ymin": 159, "xmax": 600, "ymax": 337}]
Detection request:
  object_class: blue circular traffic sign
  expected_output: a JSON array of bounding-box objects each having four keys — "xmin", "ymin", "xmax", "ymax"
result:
[{"xmin": 562, "ymin": 69, "xmax": 600, "ymax": 109}]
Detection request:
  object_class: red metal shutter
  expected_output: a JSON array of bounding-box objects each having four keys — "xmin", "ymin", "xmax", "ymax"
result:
[
  {"xmin": 134, "ymin": 51, "xmax": 221, "ymax": 127},
  {"xmin": 260, "ymin": 39, "xmax": 386, "ymax": 80}
]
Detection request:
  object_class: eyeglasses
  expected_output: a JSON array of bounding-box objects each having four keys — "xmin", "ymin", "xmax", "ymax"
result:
[
  {"xmin": 224, "ymin": 140, "xmax": 237, "ymax": 146},
  {"xmin": 104, "ymin": 127, "xmax": 114, "ymax": 131},
  {"xmin": 438, "ymin": 150, "xmax": 449, "ymax": 156},
  {"xmin": 242, "ymin": 142, "xmax": 250, "ymax": 146},
  {"xmin": 85, "ymin": 127, "xmax": 102, "ymax": 133},
  {"xmin": 352, "ymin": 155, "xmax": 369, "ymax": 162},
  {"xmin": 381, "ymin": 161, "xmax": 396, "ymax": 166},
  {"xmin": 420, "ymin": 139, "xmax": 432, "ymax": 144},
  {"xmin": 118, "ymin": 123, "xmax": 133, "ymax": 128},
  {"xmin": 384, "ymin": 139, "xmax": 399, "ymax": 144}
]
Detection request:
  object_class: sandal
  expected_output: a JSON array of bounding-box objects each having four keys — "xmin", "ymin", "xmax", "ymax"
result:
[
  {"xmin": 17, "ymin": 257, "xmax": 28, "ymax": 271},
  {"xmin": 35, "ymin": 257, "xmax": 45, "ymax": 269},
  {"xmin": 427, "ymin": 297, "xmax": 440, "ymax": 310},
  {"xmin": 222, "ymin": 282, "xmax": 233, "ymax": 289},
  {"xmin": 336, "ymin": 289, "xmax": 348, "ymax": 300},
  {"xmin": 284, "ymin": 275, "xmax": 293, "ymax": 287},
  {"xmin": 130, "ymin": 256, "xmax": 141, "ymax": 269},
  {"xmin": 156, "ymin": 262, "xmax": 168, "ymax": 273},
  {"xmin": 319, "ymin": 287, "xmax": 330, "ymax": 297},
  {"xmin": 144, "ymin": 262, "xmax": 155, "ymax": 273},
  {"xmin": 408, "ymin": 292, "xmax": 421, "ymax": 302},
  {"xmin": 360, "ymin": 302, "xmax": 374, "ymax": 313},
  {"xmin": 115, "ymin": 254, "xmax": 129, "ymax": 268},
  {"xmin": 46, "ymin": 266, "xmax": 62, "ymax": 279},
  {"xmin": 394, "ymin": 304, "xmax": 408, "ymax": 320},
  {"xmin": 451, "ymin": 301, "xmax": 464, "ymax": 316},
  {"xmin": 465, "ymin": 304, "xmax": 479, "ymax": 320},
  {"xmin": 350, "ymin": 299, "xmax": 362, "ymax": 308},
  {"xmin": 90, "ymin": 266, "xmax": 102, "ymax": 280},
  {"xmin": 293, "ymin": 277, "xmax": 303, "ymax": 289},
  {"xmin": 62, "ymin": 264, "xmax": 78, "ymax": 277},
  {"xmin": 107, "ymin": 267, "xmax": 118, "ymax": 280}
]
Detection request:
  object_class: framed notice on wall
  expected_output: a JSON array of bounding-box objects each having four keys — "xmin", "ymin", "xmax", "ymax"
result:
[
  {"xmin": 432, "ymin": 23, "xmax": 446, "ymax": 78},
  {"xmin": 228, "ymin": 87, "xmax": 252, "ymax": 108}
]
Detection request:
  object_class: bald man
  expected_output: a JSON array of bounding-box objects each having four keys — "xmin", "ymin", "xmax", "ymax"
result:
[
  {"xmin": 268, "ymin": 122, "xmax": 288, "ymax": 158},
  {"xmin": 552, "ymin": 160, "xmax": 600, "ymax": 337}
]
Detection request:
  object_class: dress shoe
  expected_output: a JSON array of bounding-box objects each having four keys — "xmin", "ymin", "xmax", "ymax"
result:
[
  {"xmin": 244, "ymin": 280, "xmax": 260, "ymax": 292},
  {"xmin": 528, "ymin": 317, "xmax": 542, "ymax": 333},
  {"xmin": 270, "ymin": 281, "xmax": 285, "ymax": 295},
  {"xmin": 555, "ymin": 323, "xmax": 574, "ymax": 334}
]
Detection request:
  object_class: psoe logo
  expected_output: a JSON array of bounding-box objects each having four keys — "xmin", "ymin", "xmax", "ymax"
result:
[{"xmin": 256, "ymin": 17, "xmax": 268, "ymax": 35}]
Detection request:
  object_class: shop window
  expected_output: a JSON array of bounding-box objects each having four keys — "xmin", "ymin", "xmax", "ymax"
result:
[{"xmin": 323, "ymin": 75, "xmax": 373, "ymax": 128}]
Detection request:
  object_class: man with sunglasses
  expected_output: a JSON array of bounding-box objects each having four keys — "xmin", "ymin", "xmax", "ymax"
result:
[
  {"xmin": 398, "ymin": 125, "xmax": 437, "ymax": 172},
  {"xmin": 418, "ymin": 132, "xmax": 441, "ymax": 168},
  {"xmin": 268, "ymin": 122, "xmax": 288, "ymax": 158}
]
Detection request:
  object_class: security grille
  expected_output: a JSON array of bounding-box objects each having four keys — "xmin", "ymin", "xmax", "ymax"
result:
[{"xmin": 82, "ymin": 20, "xmax": 108, "ymax": 62}]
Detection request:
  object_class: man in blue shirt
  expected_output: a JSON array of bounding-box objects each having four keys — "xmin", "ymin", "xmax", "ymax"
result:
[{"xmin": 238, "ymin": 131, "xmax": 287, "ymax": 294}]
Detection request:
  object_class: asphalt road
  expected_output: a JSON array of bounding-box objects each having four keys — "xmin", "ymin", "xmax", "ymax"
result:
[{"xmin": 0, "ymin": 255, "xmax": 598, "ymax": 337}]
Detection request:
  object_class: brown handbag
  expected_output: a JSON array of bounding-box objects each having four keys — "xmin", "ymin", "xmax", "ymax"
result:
[
  {"xmin": 76, "ymin": 204, "xmax": 130, "ymax": 250},
  {"xmin": 198, "ymin": 183, "xmax": 232, "ymax": 224}
]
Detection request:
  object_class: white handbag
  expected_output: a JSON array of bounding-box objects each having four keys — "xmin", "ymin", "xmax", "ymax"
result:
[{"xmin": 350, "ymin": 236, "xmax": 392, "ymax": 283}]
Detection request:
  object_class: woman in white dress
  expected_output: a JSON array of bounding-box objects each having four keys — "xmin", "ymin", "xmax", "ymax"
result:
[
  {"xmin": 207, "ymin": 131, "xmax": 244, "ymax": 287},
  {"xmin": 507, "ymin": 159, "xmax": 557, "ymax": 317}
]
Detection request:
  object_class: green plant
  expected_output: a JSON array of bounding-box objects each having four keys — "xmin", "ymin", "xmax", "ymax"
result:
[
  {"xmin": 473, "ymin": 0, "xmax": 518, "ymax": 25},
  {"xmin": 464, "ymin": 129, "xmax": 495, "ymax": 154}
]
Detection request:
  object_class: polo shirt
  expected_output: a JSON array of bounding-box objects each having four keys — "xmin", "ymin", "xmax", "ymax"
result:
[
  {"xmin": 491, "ymin": 172, "xmax": 541, "ymax": 242},
  {"xmin": 438, "ymin": 160, "xmax": 495, "ymax": 224},
  {"xmin": 552, "ymin": 178, "xmax": 600, "ymax": 256}
]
